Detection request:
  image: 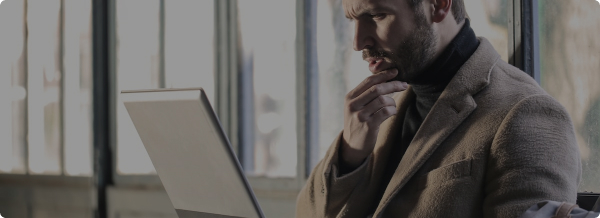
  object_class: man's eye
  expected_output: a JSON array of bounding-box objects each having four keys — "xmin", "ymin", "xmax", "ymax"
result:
[{"xmin": 370, "ymin": 13, "xmax": 386, "ymax": 19}]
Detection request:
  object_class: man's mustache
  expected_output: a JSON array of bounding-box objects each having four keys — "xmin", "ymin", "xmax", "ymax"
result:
[{"xmin": 362, "ymin": 49, "xmax": 389, "ymax": 60}]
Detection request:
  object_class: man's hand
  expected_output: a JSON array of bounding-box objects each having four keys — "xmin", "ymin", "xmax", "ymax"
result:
[{"xmin": 341, "ymin": 69, "xmax": 408, "ymax": 169}]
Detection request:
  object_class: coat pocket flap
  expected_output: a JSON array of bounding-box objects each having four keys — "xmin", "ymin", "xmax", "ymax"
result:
[{"xmin": 416, "ymin": 158, "xmax": 472, "ymax": 189}]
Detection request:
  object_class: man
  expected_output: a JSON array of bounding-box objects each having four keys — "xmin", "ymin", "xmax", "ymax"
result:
[{"xmin": 296, "ymin": 0, "xmax": 582, "ymax": 217}]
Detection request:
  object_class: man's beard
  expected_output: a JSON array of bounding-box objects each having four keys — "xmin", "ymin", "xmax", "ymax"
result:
[{"xmin": 363, "ymin": 11, "xmax": 437, "ymax": 82}]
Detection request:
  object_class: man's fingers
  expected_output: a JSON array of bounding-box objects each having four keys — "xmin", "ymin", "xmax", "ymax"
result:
[
  {"xmin": 368, "ymin": 105, "xmax": 397, "ymax": 127},
  {"xmin": 355, "ymin": 95, "xmax": 395, "ymax": 123},
  {"xmin": 348, "ymin": 81, "xmax": 407, "ymax": 111},
  {"xmin": 359, "ymin": 95, "xmax": 396, "ymax": 117},
  {"xmin": 347, "ymin": 69, "xmax": 398, "ymax": 99}
]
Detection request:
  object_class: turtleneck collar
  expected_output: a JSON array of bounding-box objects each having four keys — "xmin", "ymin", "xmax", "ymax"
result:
[
  {"xmin": 410, "ymin": 18, "xmax": 479, "ymax": 93},
  {"xmin": 408, "ymin": 19, "xmax": 479, "ymax": 121}
]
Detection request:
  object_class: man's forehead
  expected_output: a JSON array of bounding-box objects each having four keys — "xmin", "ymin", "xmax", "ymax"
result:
[{"xmin": 343, "ymin": 0, "xmax": 402, "ymax": 18}]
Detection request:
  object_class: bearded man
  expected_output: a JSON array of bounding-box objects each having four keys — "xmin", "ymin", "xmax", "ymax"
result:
[{"xmin": 296, "ymin": 0, "xmax": 582, "ymax": 217}]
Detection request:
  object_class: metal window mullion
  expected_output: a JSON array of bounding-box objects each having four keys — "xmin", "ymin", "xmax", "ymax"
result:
[
  {"xmin": 300, "ymin": 0, "xmax": 319, "ymax": 181},
  {"xmin": 532, "ymin": 1, "xmax": 540, "ymax": 83},
  {"xmin": 159, "ymin": 0, "xmax": 165, "ymax": 88},
  {"xmin": 23, "ymin": 0, "xmax": 30, "ymax": 175},
  {"xmin": 215, "ymin": 0, "xmax": 240, "ymax": 155},
  {"xmin": 232, "ymin": 0, "xmax": 255, "ymax": 172},
  {"xmin": 228, "ymin": 0, "xmax": 239, "ymax": 159},
  {"xmin": 521, "ymin": 0, "xmax": 541, "ymax": 83},
  {"xmin": 513, "ymin": 0, "xmax": 523, "ymax": 70},
  {"xmin": 25, "ymin": 0, "xmax": 35, "ymax": 175},
  {"xmin": 295, "ymin": 0, "xmax": 306, "ymax": 186},
  {"xmin": 508, "ymin": 0, "xmax": 515, "ymax": 66},
  {"xmin": 92, "ymin": 0, "xmax": 113, "ymax": 216},
  {"xmin": 59, "ymin": 0, "xmax": 66, "ymax": 176},
  {"xmin": 109, "ymin": 0, "xmax": 119, "ymax": 187},
  {"xmin": 215, "ymin": 0, "xmax": 233, "ymax": 152},
  {"xmin": 215, "ymin": 0, "xmax": 227, "ymax": 134}
]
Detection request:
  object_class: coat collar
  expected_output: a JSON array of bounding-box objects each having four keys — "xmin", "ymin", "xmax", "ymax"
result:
[{"xmin": 373, "ymin": 37, "xmax": 501, "ymax": 216}]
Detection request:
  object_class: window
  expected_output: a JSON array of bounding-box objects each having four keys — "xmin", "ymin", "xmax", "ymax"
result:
[
  {"xmin": 238, "ymin": 0, "xmax": 298, "ymax": 178},
  {"xmin": 27, "ymin": 0, "xmax": 63, "ymax": 174},
  {"xmin": 465, "ymin": 0, "xmax": 510, "ymax": 62},
  {"xmin": 3, "ymin": 0, "xmax": 596, "ymax": 217},
  {"xmin": 164, "ymin": 0, "xmax": 215, "ymax": 102},
  {"xmin": 0, "ymin": 0, "xmax": 93, "ymax": 176},
  {"xmin": 0, "ymin": 0, "xmax": 27, "ymax": 174},
  {"xmin": 539, "ymin": 0, "xmax": 600, "ymax": 193},
  {"xmin": 114, "ymin": 0, "xmax": 215, "ymax": 176},
  {"xmin": 314, "ymin": 0, "xmax": 511, "ymax": 169},
  {"xmin": 115, "ymin": 0, "xmax": 161, "ymax": 175},
  {"xmin": 315, "ymin": 0, "xmax": 364, "ymax": 165},
  {"xmin": 63, "ymin": 0, "xmax": 94, "ymax": 176}
]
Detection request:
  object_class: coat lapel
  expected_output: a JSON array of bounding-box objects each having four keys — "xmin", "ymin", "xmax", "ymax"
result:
[{"xmin": 373, "ymin": 38, "xmax": 501, "ymax": 216}]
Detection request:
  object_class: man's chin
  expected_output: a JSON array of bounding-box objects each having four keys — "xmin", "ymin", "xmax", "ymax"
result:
[{"xmin": 390, "ymin": 69, "xmax": 411, "ymax": 82}]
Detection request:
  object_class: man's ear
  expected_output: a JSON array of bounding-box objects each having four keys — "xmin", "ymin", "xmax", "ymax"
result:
[{"xmin": 431, "ymin": 0, "xmax": 452, "ymax": 23}]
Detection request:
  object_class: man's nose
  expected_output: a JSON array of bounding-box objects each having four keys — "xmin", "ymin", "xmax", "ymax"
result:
[{"xmin": 353, "ymin": 21, "xmax": 375, "ymax": 51}]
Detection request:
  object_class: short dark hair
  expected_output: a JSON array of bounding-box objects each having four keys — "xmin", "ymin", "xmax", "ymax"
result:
[{"xmin": 407, "ymin": 0, "xmax": 467, "ymax": 24}]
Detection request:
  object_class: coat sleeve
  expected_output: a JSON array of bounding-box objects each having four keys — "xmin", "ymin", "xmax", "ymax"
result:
[
  {"xmin": 483, "ymin": 94, "xmax": 582, "ymax": 218},
  {"xmin": 296, "ymin": 132, "xmax": 373, "ymax": 218}
]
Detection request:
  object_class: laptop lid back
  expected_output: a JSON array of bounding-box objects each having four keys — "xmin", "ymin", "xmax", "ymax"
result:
[{"xmin": 121, "ymin": 88, "xmax": 263, "ymax": 218}]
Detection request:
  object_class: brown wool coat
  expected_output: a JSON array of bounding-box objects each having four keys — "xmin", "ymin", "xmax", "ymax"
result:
[{"xmin": 296, "ymin": 38, "xmax": 582, "ymax": 218}]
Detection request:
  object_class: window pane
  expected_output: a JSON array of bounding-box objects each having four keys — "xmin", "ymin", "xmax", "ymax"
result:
[
  {"xmin": 315, "ymin": 0, "xmax": 361, "ymax": 165},
  {"xmin": 116, "ymin": 0, "xmax": 215, "ymax": 175},
  {"xmin": 164, "ymin": 0, "xmax": 215, "ymax": 103},
  {"xmin": 539, "ymin": 0, "xmax": 600, "ymax": 193},
  {"xmin": 315, "ymin": 0, "xmax": 510, "ymax": 168},
  {"xmin": 63, "ymin": 0, "xmax": 93, "ymax": 176},
  {"xmin": 116, "ymin": 0, "xmax": 161, "ymax": 175},
  {"xmin": 0, "ymin": 0, "xmax": 27, "ymax": 174},
  {"xmin": 466, "ymin": 0, "xmax": 510, "ymax": 62},
  {"xmin": 239, "ymin": 0, "xmax": 297, "ymax": 178},
  {"xmin": 27, "ymin": 0, "xmax": 63, "ymax": 175}
]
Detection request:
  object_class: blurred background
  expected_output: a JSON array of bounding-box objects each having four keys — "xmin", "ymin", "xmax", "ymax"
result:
[{"xmin": 0, "ymin": 0, "xmax": 597, "ymax": 217}]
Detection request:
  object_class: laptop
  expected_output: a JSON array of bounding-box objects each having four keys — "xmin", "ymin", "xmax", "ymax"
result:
[{"xmin": 121, "ymin": 88, "xmax": 265, "ymax": 218}]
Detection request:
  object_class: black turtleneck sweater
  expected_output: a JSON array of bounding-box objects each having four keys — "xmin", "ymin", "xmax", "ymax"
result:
[
  {"xmin": 375, "ymin": 19, "xmax": 480, "ymax": 202},
  {"xmin": 409, "ymin": 18, "xmax": 479, "ymax": 121}
]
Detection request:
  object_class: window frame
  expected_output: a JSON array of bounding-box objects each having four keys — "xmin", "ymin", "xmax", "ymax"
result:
[
  {"xmin": 0, "ymin": 0, "xmax": 30, "ymax": 176},
  {"xmin": 0, "ymin": 0, "xmax": 527, "ymax": 184},
  {"xmin": 92, "ymin": 0, "xmax": 112, "ymax": 217},
  {"xmin": 233, "ymin": 0, "xmax": 313, "ymax": 192},
  {"xmin": 0, "ymin": 0, "xmax": 97, "ymax": 215},
  {"xmin": 96, "ymin": 0, "xmax": 598, "ymax": 215},
  {"xmin": 104, "ymin": 0, "xmax": 317, "ymax": 191},
  {"xmin": 3, "ymin": 0, "xmax": 595, "ymax": 216},
  {"xmin": 108, "ymin": 0, "xmax": 164, "ymax": 188},
  {"xmin": 0, "ymin": 0, "xmax": 95, "ymax": 178},
  {"xmin": 106, "ymin": 0, "xmax": 525, "ymax": 191},
  {"xmin": 107, "ymin": 0, "xmax": 222, "ymax": 188},
  {"xmin": 519, "ymin": 0, "xmax": 541, "ymax": 83},
  {"xmin": 534, "ymin": 0, "xmax": 599, "ymax": 201}
]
